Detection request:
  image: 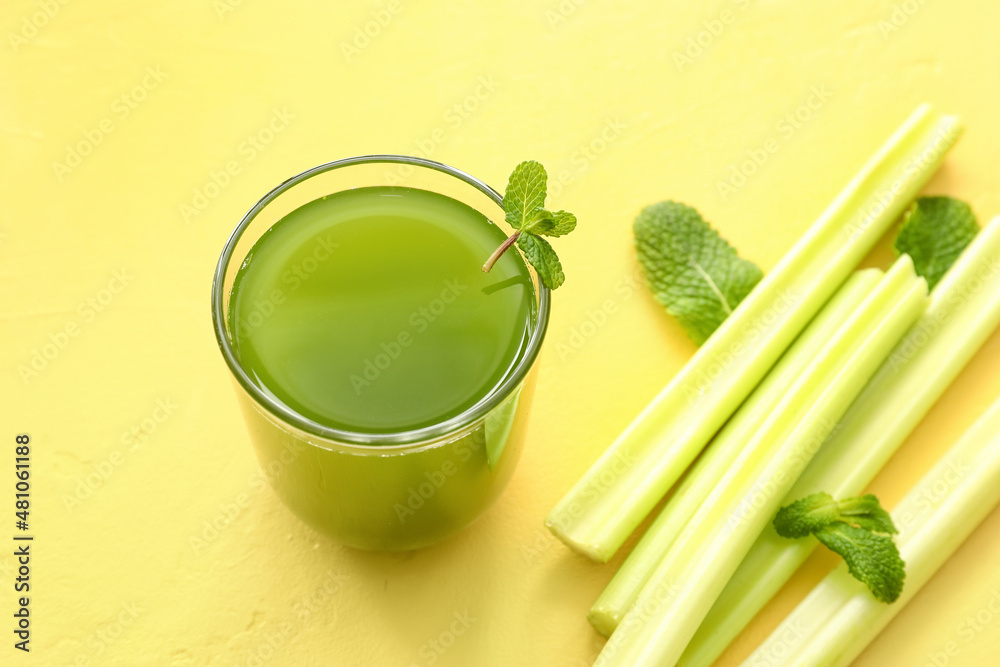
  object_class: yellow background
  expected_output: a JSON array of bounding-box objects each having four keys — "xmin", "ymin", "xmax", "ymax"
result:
[{"xmin": 4, "ymin": 1, "xmax": 1000, "ymax": 665}]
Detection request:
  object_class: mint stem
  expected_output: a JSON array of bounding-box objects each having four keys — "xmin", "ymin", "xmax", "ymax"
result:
[{"xmin": 483, "ymin": 231, "xmax": 521, "ymax": 273}]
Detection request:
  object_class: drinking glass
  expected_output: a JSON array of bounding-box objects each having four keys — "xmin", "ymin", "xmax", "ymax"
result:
[{"xmin": 211, "ymin": 155, "xmax": 550, "ymax": 551}]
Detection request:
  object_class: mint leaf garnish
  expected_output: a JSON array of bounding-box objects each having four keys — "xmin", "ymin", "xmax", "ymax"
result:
[
  {"xmin": 633, "ymin": 201, "xmax": 763, "ymax": 345},
  {"xmin": 504, "ymin": 160, "xmax": 548, "ymax": 229},
  {"xmin": 771, "ymin": 491, "xmax": 842, "ymax": 537},
  {"xmin": 518, "ymin": 233, "xmax": 565, "ymax": 290},
  {"xmin": 482, "ymin": 161, "xmax": 577, "ymax": 290},
  {"xmin": 546, "ymin": 210, "xmax": 577, "ymax": 237},
  {"xmin": 894, "ymin": 196, "xmax": 979, "ymax": 290},
  {"xmin": 815, "ymin": 526, "xmax": 905, "ymax": 604},
  {"xmin": 835, "ymin": 494, "xmax": 897, "ymax": 535},
  {"xmin": 521, "ymin": 209, "xmax": 555, "ymax": 236},
  {"xmin": 774, "ymin": 492, "xmax": 905, "ymax": 603}
]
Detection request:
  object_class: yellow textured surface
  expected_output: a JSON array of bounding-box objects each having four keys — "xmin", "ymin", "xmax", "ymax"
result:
[{"xmin": 4, "ymin": 1, "xmax": 1000, "ymax": 665}]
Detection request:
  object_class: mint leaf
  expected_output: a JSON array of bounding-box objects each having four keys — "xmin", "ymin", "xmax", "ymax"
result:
[
  {"xmin": 894, "ymin": 196, "xmax": 979, "ymax": 290},
  {"xmin": 837, "ymin": 494, "xmax": 897, "ymax": 535},
  {"xmin": 774, "ymin": 492, "xmax": 898, "ymax": 538},
  {"xmin": 518, "ymin": 233, "xmax": 565, "ymax": 290},
  {"xmin": 483, "ymin": 161, "xmax": 577, "ymax": 290},
  {"xmin": 504, "ymin": 160, "xmax": 548, "ymax": 230},
  {"xmin": 774, "ymin": 492, "xmax": 904, "ymax": 603},
  {"xmin": 634, "ymin": 201, "xmax": 763, "ymax": 345},
  {"xmin": 544, "ymin": 210, "xmax": 577, "ymax": 237},
  {"xmin": 773, "ymin": 492, "xmax": 840, "ymax": 538},
  {"xmin": 521, "ymin": 208, "xmax": 555, "ymax": 235},
  {"xmin": 815, "ymin": 524, "xmax": 905, "ymax": 603}
]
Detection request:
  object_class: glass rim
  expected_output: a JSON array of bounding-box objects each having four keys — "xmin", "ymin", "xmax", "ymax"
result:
[{"xmin": 211, "ymin": 154, "xmax": 551, "ymax": 450}]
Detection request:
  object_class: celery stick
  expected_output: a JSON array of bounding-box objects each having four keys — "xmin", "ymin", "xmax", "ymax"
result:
[
  {"xmin": 588, "ymin": 269, "xmax": 884, "ymax": 637},
  {"xmin": 680, "ymin": 215, "xmax": 1000, "ymax": 667},
  {"xmin": 547, "ymin": 105, "xmax": 962, "ymax": 562},
  {"xmin": 745, "ymin": 395, "xmax": 1000, "ymax": 667},
  {"xmin": 595, "ymin": 258, "xmax": 928, "ymax": 667}
]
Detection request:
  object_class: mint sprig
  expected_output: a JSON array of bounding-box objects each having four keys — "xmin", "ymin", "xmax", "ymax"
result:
[
  {"xmin": 482, "ymin": 161, "xmax": 577, "ymax": 290},
  {"xmin": 774, "ymin": 492, "xmax": 905, "ymax": 603},
  {"xmin": 894, "ymin": 196, "xmax": 979, "ymax": 290},
  {"xmin": 633, "ymin": 201, "xmax": 763, "ymax": 345}
]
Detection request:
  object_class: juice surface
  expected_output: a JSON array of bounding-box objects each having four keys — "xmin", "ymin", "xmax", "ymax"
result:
[{"xmin": 228, "ymin": 186, "xmax": 535, "ymax": 436}]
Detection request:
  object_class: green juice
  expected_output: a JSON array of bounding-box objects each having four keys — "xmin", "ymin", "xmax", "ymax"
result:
[{"xmin": 227, "ymin": 186, "xmax": 538, "ymax": 549}]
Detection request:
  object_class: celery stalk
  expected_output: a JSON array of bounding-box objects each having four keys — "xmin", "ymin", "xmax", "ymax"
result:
[
  {"xmin": 588, "ymin": 269, "xmax": 885, "ymax": 637},
  {"xmin": 547, "ymin": 105, "xmax": 962, "ymax": 562},
  {"xmin": 595, "ymin": 258, "xmax": 928, "ymax": 667},
  {"xmin": 744, "ymin": 395, "xmax": 1000, "ymax": 667},
  {"xmin": 680, "ymin": 215, "xmax": 1000, "ymax": 667}
]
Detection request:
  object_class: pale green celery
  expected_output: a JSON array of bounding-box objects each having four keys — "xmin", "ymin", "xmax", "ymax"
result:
[
  {"xmin": 679, "ymin": 215, "xmax": 1000, "ymax": 667},
  {"xmin": 546, "ymin": 105, "xmax": 962, "ymax": 562},
  {"xmin": 594, "ymin": 258, "xmax": 928, "ymax": 667},
  {"xmin": 744, "ymin": 395, "xmax": 1000, "ymax": 667},
  {"xmin": 588, "ymin": 269, "xmax": 885, "ymax": 637}
]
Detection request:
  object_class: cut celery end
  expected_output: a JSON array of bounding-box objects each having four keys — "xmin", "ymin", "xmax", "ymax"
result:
[
  {"xmin": 745, "ymin": 396, "xmax": 1000, "ymax": 667},
  {"xmin": 587, "ymin": 269, "xmax": 884, "ymax": 637},
  {"xmin": 679, "ymin": 215, "xmax": 1000, "ymax": 667},
  {"xmin": 547, "ymin": 105, "xmax": 962, "ymax": 562},
  {"xmin": 595, "ymin": 259, "xmax": 928, "ymax": 667}
]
